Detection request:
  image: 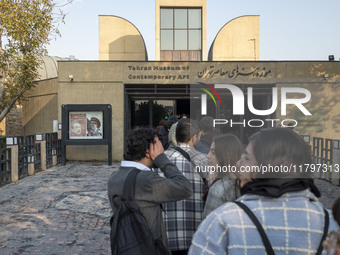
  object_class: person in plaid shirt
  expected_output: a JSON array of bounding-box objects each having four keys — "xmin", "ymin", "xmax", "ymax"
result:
[
  {"xmin": 189, "ymin": 128, "xmax": 338, "ymax": 255},
  {"xmin": 163, "ymin": 118, "xmax": 208, "ymax": 255}
]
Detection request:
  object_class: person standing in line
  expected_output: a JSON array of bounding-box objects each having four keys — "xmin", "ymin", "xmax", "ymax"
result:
[
  {"xmin": 108, "ymin": 128, "xmax": 193, "ymax": 254},
  {"xmin": 190, "ymin": 128, "xmax": 337, "ymax": 255},
  {"xmin": 162, "ymin": 119, "xmax": 207, "ymax": 255},
  {"xmin": 323, "ymin": 197, "xmax": 340, "ymax": 254},
  {"xmin": 202, "ymin": 134, "xmax": 243, "ymax": 219},
  {"xmin": 195, "ymin": 116, "xmax": 219, "ymax": 155}
]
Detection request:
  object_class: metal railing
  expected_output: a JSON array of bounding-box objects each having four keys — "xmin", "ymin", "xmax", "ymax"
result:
[
  {"xmin": 17, "ymin": 136, "xmax": 28, "ymax": 180},
  {"xmin": 0, "ymin": 133, "xmax": 61, "ymax": 186},
  {"xmin": 0, "ymin": 137, "xmax": 11, "ymax": 186},
  {"xmin": 34, "ymin": 143, "xmax": 41, "ymax": 172},
  {"xmin": 312, "ymin": 137, "xmax": 337, "ymax": 181}
]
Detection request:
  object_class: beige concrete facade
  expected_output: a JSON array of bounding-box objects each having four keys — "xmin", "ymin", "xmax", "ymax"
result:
[
  {"xmin": 22, "ymin": 60, "xmax": 340, "ymax": 161},
  {"xmin": 208, "ymin": 16, "xmax": 259, "ymax": 61},
  {"xmin": 57, "ymin": 60, "xmax": 340, "ymax": 161},
  {"xmin": 22, "ymin": 78, "xmax": 58, "ymax": 135},
  {"xmin": 99, "ymin": 16, "xmax": 147, "ymax": 61},
  {"xmin": 58, "ymin": 61, "xmax": 125, "ymax": 161},
  {"xmin": 20, "ymin": 1, "xmax": 340, "ymax": 163},
  {"xmin": 155, "ymin": 0, "xmax": 207, "ymax": 61}
]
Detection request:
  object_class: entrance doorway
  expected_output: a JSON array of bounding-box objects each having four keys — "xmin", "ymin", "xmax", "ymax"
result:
[
  {"xmin": 124, "ymin": 84, "xmax": 275, "ymax": 144},
  {"xmin": 130, "ymin": 99, "xmax": 190, "ymax": 130}
]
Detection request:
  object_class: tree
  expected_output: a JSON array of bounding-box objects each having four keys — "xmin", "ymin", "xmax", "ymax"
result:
[{"xmin": 0, "ymin": 0, "xmax": 69, "ymax": 123}]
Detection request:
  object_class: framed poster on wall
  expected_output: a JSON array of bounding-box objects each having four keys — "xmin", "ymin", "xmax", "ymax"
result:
[
  {"xmin": 61, "ymin": 104, "xmax": 112, "ymax": 165},
  {"xmin": 69, "ymin": 111, "xmax": 103, "ymax": 139}
]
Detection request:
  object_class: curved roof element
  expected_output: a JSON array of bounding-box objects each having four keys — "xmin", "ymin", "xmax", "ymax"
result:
[
  {"xmin": 36, "ymin": 56, "xmax": 69, "ymax": 81},
  {"xmin": 208, "ymin": 15, "xmax": 259, "ymax": 61},
  {"xmin": 99, "ymin": 16, "xmax": 148, "ymax": 61}
]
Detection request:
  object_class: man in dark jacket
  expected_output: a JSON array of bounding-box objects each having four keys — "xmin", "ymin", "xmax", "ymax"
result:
[{"xmin": 108, "ymin": 128, "xmax": 193, "ymax": 252}]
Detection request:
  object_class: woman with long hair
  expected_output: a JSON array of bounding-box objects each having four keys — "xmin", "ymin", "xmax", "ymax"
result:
[
  {"xmin": 190, "ymin": 128, "xmax": 338, "ymax": 255},
  {"xmin": 203, "ymin": 134, "xmax": 243, "ymax": 218}
]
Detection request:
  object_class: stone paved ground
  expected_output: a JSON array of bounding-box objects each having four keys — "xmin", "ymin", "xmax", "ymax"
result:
[
  {"xmin": 0, "ymin": 162, "xmax": 118, "ymax": 255},
  {"xmin": 0, "ymin": 162, "xmax": 339, "ymax": 255}
]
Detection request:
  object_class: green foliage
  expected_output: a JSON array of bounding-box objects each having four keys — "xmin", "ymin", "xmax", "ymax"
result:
[{"xmin": 0, "ymin": 0, "xmax": 68, "ymax": 122}]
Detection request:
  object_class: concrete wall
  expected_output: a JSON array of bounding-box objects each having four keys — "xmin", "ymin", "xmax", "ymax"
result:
[
  {"xmin": 99, "ymin": 16, "xmax": 148, "ymax": 61},
  {"xmin": 208, "ymin": 16, "xmax": 259, "ymax": 61},
  {"xmin": 274, "ymin": 62, "xmax": 340, "ymax": 139},
  {"xmin": 58, "ymin": 61, "xmax": 125, "ymax": 161},
  {"xmin": 5, "ymin": 107, "xmax": 23, "ymax": 136},
  {"xmin": 22, "ymin": 78, "xmax": 58, "ymax": 135},
  {"xmin": 20, "ymin": 60, "xmax": 339, "ymax": 162},
  {"xmin": 155, "ymin": 0, "xmax": 207, "ymax": 61}
]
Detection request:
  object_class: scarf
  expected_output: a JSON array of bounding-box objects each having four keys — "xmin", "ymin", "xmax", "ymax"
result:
[{"xmin": 241, "ymin": 178, "xmax": 321, "ymax": 198}]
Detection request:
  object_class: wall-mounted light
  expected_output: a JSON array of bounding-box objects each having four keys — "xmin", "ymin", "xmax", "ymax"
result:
[
  {"xmin": 58, "ymin": 123, "xmax": 62, "ymax": 130},
  {"xmin": 35, "ymin": 133, "xmax": 43, "ymax": 141},
  {"xmin": 69, "ymin": 74, "xmax": 74, "ymax": 82}
]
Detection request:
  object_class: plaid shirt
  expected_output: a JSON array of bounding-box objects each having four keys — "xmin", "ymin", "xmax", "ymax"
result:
[
  {"xmin": 189, "ymin": 189, "xmax": 338, "ymax": 255},
  {"xmin": 162, "ymin": 144, "xmax": 207, "ymax": 251}
]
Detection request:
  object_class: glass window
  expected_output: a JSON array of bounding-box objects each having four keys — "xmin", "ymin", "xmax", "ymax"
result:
[
  {"xmin": 160, "ymin": 7, "xmax": 201, "ymax": 51},
  {"xmin": 188, "ymin": 9, "xmax": 201, "ymax": 29},
  {"xmin": 161, "ymin": 9, "xmax": 173, "ymax": 29},
  {"xmin": 189, "ymin": 30, "xmax": 201, "ymax": 50},
  {"xmin": 161, "ymin": 30, "xmax": 173, "ymax": 50},
  {"xmin": 174, "ymin": 9, "xmax": 187, "ymax": 29},
  {"xmin": 175, "ymin": 30, "xmax": 187, "ymax": 50}
]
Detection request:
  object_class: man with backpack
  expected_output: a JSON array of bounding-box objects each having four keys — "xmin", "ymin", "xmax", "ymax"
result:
[{"xmin": 108, "ymin": 128, "xmax": 193, "ymax": 254}]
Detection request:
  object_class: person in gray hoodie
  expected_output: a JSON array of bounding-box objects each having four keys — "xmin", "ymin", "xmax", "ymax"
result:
[{"xmin": 108, "ymin": 128, "xmax": 193, "ymax": 252}]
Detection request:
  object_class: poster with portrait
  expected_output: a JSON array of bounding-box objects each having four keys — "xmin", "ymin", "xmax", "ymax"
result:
[{"xmin": 69, "ymin": 111, "xmax": 103, "ymax": 139}]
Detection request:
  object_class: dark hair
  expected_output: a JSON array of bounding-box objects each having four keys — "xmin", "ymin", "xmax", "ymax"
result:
[
  {"xmin": 168, "ymin": 115, "xmax": 178, "ymax": 122},
  {"xmin": 179, "ymin": 113, "xmax": 187, "ymax": 119},
  {"xmin": 124, "ymin": 128, "xmax": 158, "ymax": 161},
  {"xmin": 163, "ymin": 120, "xmax": 175, "ymax": 131},
  {"xmin": 203, "ymin": 134, "xmax": 243, "ymax": 200},
  {"xmin": 158, "ymin": 119, "xmax": 166, "ymax": 126},
  {"xmin": 248, "ymin": 128, "xmax": 312, "ymax": 178},
  {"xmin": 332, "ymin": 197, "xmax": 340, "ymax": 225},
  {"xmin": 90, "ymin": 117, "xmax": 101, "ymax": 128},
  {"xmin": 213, "ymin": 134, "xmax": 243, "ymax": 167},
  {"xmin": 176, "ymin": 118, "xmax": 201, "ymax": 143},
  {"xmin": 200, "ymin": 116, "xmax": 214, "ymax": 133}
]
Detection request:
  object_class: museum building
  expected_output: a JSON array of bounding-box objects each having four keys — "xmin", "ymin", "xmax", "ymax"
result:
[{"xmin": 23, "ymin": 0, "xmax": 340, "ymax": 161}]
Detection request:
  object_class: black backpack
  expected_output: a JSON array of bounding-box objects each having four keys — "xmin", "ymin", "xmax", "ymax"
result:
[{"xmin": 110, "ymin": 168, "xmax": 168, "ymax": 255}]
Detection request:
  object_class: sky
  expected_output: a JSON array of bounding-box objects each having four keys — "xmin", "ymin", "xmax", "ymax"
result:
[{"xmin": 47, "ymin": 0, "xmax": 340, "ymax": 61}]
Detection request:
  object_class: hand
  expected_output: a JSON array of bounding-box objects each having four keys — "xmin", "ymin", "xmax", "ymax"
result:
[
  {"xmin": 323, "ymin": 231, "xmax": 340, "ymax": 255},
  {"xmin": 149, "ymin": 136, "xmax": 164, "ymax": 160}
]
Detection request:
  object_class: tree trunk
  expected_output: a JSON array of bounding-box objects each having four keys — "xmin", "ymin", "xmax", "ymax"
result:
[{"xmin": 0, "ymin": 88, "xmax": 25, "ymax": 123}]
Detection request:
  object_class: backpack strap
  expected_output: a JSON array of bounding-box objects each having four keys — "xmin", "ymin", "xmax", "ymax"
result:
[
  {"xmin": 235, "ymin": 201, "xmax": 275, "ymax": 255},
  {"xmin": 174, "ymin": 146, "xmax": 191, "ymax": 162},
  {"xmin": 235, "ymin": 202, "xmax": 330, "ymax": 255},
  {"xmin": 316, "ymin": 209, "xmax": 329, "ymax": 255},
  {"xmin": 122, "ymin": 168, "xmax": 140, "ymax": 201}
]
